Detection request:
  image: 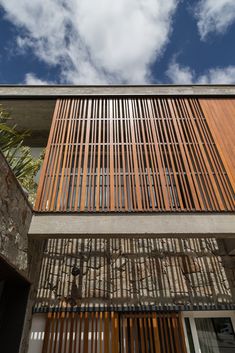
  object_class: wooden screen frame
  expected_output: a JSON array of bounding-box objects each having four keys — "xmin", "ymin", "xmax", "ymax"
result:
[
  {"xmin": 35, "ymin": 97, "xmax": 235, "ymax": 212},
  {"xmin": 41, "ymin": 311, "xmax": 187, "ymax": 353}
]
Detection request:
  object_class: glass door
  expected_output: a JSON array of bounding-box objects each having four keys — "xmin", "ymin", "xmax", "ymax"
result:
[{"xmin": 183, "ymin": 312, "xmax": 235, "ymax": 353}]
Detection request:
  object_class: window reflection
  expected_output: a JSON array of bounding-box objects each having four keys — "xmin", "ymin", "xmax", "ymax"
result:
[{"xmin": 195, "ymin": 318, "xmax": 235, "ymax": 353}]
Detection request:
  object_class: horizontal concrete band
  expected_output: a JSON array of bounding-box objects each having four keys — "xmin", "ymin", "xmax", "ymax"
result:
[
  {"xmin": 29, "ymin": 213, "xmax": 235, "ymax": 239},
  {"xmin": 1, "ymin": 85, "xmax": 235, "ymax": 97}
]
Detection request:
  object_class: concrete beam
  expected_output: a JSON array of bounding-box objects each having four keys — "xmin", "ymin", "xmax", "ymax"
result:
[
  {"xmin": 1, "ymin": 85, "xmax": 235, "ymax": 97},
  {"xmin": 29, "ymin": 213, "xmax": 235, "ymax": 239}
]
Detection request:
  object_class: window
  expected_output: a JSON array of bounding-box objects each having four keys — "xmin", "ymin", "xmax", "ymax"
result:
[{"xmin": 183, "ymin": 312, "xmax": 235, "ymax": 353}]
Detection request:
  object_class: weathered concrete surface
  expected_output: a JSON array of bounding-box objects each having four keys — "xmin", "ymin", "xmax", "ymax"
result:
[
  {"xmin": 1, "ymin": 84, "xmax": 235, "ymax": 97},
  {"xmin": 29, "ymin": 213, "xmax": 235, "ymax": 239},
  {"xmin": 0, "ymin": 151, "xmax": 44, "ymax": 353}
]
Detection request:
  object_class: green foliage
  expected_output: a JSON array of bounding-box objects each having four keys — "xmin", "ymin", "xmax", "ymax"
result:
[{"xmin": 0, "ymin": 104, "xmax": 44, "ymax": 204}]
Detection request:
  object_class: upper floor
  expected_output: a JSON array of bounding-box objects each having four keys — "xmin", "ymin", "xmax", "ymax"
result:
[{"xmin": 0, "ymin": 85, "xmax": 234, "ymax": 214}]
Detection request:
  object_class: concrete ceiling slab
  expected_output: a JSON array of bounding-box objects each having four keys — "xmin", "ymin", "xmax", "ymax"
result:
[{"xmin": 0, "ymin": 99, "xmax": 55, "ymax": 146}]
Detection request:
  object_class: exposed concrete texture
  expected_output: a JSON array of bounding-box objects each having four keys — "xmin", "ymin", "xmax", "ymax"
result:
[
  {"xmin": 0, "ymin": 151, "xmax": 45, "ymax": 353},
  {"xmin": 29, "ymin": 214, "xmax": 235, "ymax": 239},
  {"xmin": 1, "ymin": 85, "xmax": 235, "ymax": 97}
]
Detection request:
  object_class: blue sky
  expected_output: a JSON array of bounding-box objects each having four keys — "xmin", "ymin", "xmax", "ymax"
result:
[{"xmin": 0, "ymin": 0, "xmax": 235, "ymax": 84}]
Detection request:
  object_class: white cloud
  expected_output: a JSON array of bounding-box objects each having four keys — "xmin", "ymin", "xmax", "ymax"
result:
[
  {"xmin": 166, "ymin": 61, "xmax": 194, "ymax": 84},
  {"xmin": 195, "ymin": 0, "xmax": 235, "ymax": 40},
  {"xmin": 197, "ymin": 66, "xmax": 235, "ymax": 84},
  {"xmin": 24, "ymin": 73, "xmax": 53, "ymax": 85},
  {"xmin": 0, "ymin": 0, "xmax": 178, "ymax": 84},
  {"xmin": 166, "ymin": 60, "xmax": 235, "ymax": 84}
]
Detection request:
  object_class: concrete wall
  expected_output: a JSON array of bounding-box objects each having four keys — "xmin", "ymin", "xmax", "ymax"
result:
[
  {"xmin": 1, "ymin": 84, "xmax": 235, "ymax": 97},
  {"xmin": 0, "ymin": 151, "xmax": 44, "ymax": 353}
]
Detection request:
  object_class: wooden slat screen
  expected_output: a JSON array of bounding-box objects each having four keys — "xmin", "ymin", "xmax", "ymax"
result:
[
  {"xmin": 42, "ymin": 311, "xmax": 187, "ymax": 353},
  {"xmin": 35, "ymin": 98, "xmax": 235, "ymax": 212}
]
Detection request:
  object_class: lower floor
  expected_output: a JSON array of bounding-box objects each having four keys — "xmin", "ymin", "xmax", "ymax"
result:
[
  {"xmin": 0, "ymin": 235, "xmax": 232, "ymax": 353},
  {"xmin": 26, "ymin": 236, "xmax": 235, "ymax": 352},
  {"xmin": 28, "ymin": 310, "xmax": 235, "ymax": 353}
]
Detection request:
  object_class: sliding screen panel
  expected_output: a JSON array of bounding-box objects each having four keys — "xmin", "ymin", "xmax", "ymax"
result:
[
  {"xmin": 35, "ymin": 98, "xmax": 235, "ymax": 212},
  {"xmin": 41, "ymin": 311, "xmax": 187, "ymax": 353}
]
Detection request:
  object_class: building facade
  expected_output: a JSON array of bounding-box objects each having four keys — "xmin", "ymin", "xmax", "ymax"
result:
[{"xmin": 0, "ymin": 85, "xmax": 235, "ymax": 353}]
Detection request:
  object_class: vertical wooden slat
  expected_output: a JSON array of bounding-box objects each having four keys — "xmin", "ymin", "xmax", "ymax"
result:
[
  {"xmin": 129, "ymin": 99, "xmax": 142, "ymax": 209},
  {"xmin": 73, "ymin": 99, "xmax": 86, "ymax": 211},
  {"xmin": 41, "ymin": 311, "xmax": 189, "ymax": 353},
  {"xmin": 94, "ymin": 311, "xmax": 98, "ymax": 351},
  {"xmin": 104, "ymin": 312, "xmax": 109, "ymax": 353},
  {"xmin": 35, "ymin": 97, "xmax": 235, "ymax": 212},
  {"xmin": 110, "ymin": 100, "xmax": 115, "ymax": 210},
  {"xmin": 80, "ymin": 100, "xmax": 91, "ymax": 211},
  {"xmin": 77, "ymin": 312, "xmax": 83, "ymax": 353},
  {"xmin": 152, "ymin": 313, "xmax": 161, "ymax": 353},
  {"xmin": 58, "ymin": 311, "xmax": 65, "ymax": 353},
  {"xmin": 83, "ymin": 311, "xmax": 89, "ymax": 353},
  {"xmin": 42, "ymin": 312, "xmax": 52, "ymax": 353}
]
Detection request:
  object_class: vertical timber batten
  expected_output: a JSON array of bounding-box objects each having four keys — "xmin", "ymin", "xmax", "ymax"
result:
[
  {"xmin": 41, "ymin": 311, "xmax": 187, "ymax": 353},
  {"xmin": 34, "ymin": 97, "xmax": 235, "ymax": 212}
]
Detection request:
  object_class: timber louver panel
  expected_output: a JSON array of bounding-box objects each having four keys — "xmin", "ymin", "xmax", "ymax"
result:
[
  {"xmin": 35, "ymin": 98, "xmax": 235, "ymax": 212},
  {"xmin": 42, "ymin": 311, "xmax": 187, "ymax": 353}
]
